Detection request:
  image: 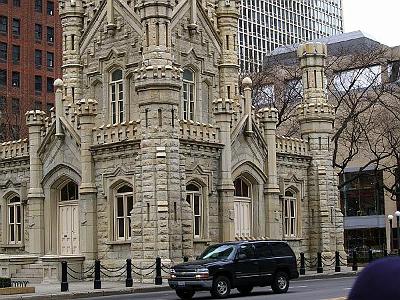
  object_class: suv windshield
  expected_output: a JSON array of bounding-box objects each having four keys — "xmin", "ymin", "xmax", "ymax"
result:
[{"xmin": 198, "ymin": 244, "xmax": 236, "ymax": 260}]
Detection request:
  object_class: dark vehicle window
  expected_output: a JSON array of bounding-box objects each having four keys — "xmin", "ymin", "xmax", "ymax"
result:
[
  {"xmin": 199, "ymin": 244, "xmax": 236, "ymax": 260},
  {"xmin": 269, "ymin": 243, "xmax": 294, "ymax": 257},
  {"xmin": 238, "ymin": 244, "xmax": 255, "ymax": 259},
  {"xmin": 254, "ymin": 242, "xmax": 273, "ymax": 258}
]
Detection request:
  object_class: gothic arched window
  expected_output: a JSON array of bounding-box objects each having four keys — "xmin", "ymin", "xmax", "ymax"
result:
[
  {"xmin": 7, "ymin": 195, "xmax": 22, "ymax": 244},
  {"xmin": 110, "ymin": 69, "xmax": 124, "ymax": 124},
  {"xmin": 182, "ymin": 68, "xmax": 195, "ymax": 121},
  {"xmin": 284, "ymin": 190, "xmax": 297, "ymax": 237},
  {"xmin": 186, "ymin": 183, "xmax": 202, "ymax": 238},
  {"xmin": 114, "ymin": 184, "xmax": 133, "ymax": 240}
]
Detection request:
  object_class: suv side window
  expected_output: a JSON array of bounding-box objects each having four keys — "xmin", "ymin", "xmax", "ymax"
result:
[
  {"xmin": 254, "ymin": 242, "xmax": 273, "ymax": 258},
  {"xmin": 269, "ymin": 242, "xmax": 294, "ymax": 257},
  {"xmin": 238, "ymin": 244, "xmax": 255, "ymax": 259}
]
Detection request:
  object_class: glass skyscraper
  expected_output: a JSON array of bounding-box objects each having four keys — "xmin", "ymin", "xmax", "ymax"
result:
[{"xmin": 238, "ymin": 0, "xmax": 344, "ymax": 73}]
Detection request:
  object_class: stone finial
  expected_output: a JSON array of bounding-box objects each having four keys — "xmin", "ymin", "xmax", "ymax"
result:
[
  {"xmin": 76, "ymin": 98, "xmax": 98, "ymax": 117},
  {"xmin": 25, "ymin": 110, "xmax": 46, "ymax": 127},
  {"xmin": 242, "ymin": 77, "xmax": 252, "ymax": 89},
  {"xmin": 258, "ymin": 107, "xmax": 278, "ymax": 124},
  {"xmin": 54, "ymin": 78, "xmax": 64, "ymax": 89},
  {"xmin": 213, "ymin": 98, "xmax": 234, "ymax": 115}
]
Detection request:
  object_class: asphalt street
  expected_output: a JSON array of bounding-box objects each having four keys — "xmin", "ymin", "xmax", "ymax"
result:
[{"xmin": 89, "ymin": 277, "xmax": 356, "ymax": 300}]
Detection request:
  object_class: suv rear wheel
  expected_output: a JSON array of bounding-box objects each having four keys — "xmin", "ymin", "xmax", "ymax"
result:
[
  {"xmin": 211, "ymin": 275, "xmax": 231, "ymax": 298},
  {"xmin": 176, "ymin": 289, "xmax": 195, "ymax": 300},
  {"xmin": 237, "ymin": 286, "xmax": 253, "ymax": 295},
  {"xmin": 271, "ymin": 271, "xmax": 289, "ymax": 294}
]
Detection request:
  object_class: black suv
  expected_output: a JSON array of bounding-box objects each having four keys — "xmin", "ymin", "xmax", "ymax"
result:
[{"xmin": 168, "ymin": 240, "xmax": 299, "ymax": 299}]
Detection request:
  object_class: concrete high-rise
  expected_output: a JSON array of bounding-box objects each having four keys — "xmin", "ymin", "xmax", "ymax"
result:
[
  {"xmin": 239, "ymin": 0, "xmax": 343, "ymax": 73},
  {"xmin": 0, "ymin": 0, "xmax": 62, "ymax": 141}
]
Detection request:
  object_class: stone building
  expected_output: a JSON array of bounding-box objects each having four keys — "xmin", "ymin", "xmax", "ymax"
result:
[{"xmin": 0, "ymin": 0, "xmax": 344, "ymax": 282}]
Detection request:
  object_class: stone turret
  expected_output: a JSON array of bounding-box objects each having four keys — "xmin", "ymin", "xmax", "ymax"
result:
[
  {"xmin": 59, "ymin": 0, "xmax": 84, "ymax": 102},
  {"xmin": 296, "ymin": 42, "xmax": 344, "ymax": 260},
  {"xmin": 132, "ymin": 0, "xmax": 187, "ymax": 269},
  {"xmin": 216, "ymin": 0, "xmax": 240, "ymax": 100},
  {"xmin": 26, "ymin": 110, "xmax": 47, "ymax": 255},
  {"xmin": 76, "ymin": 98, "xmax": 98, "ymax": 260},
  {"xmin": 258, "ymin": 106, "xmax": 281, "ymax": 238}
]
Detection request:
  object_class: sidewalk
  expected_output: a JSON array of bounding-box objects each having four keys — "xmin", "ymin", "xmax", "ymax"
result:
[{"xmin": 2, "ymin": 267, "xmax": 361, "ymax": 300}]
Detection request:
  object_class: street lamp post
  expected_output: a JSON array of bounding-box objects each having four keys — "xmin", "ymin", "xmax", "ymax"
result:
[
  {"xmin": 395, "ymin": 211, "xmax": 400, "ymax": 255},
  {"xmin": 388, "ymin": 215, "xmax": 394, "ymax": 253}
]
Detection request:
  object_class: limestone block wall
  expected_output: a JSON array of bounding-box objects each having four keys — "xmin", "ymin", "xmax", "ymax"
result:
[
  {"xmin": 180, "ymin": 141, "xmax": 221, "ymax": 257},
  {"xmin": 92, "ymin": 142, "xmax": 140, "ymax": 265},
  {"xmin": 0, "ymin": 158, "xmax": 30, "ymax": 254},
  {"xmin": 277, "ymin": 154, "xmax": 311, "ymax": 257}
]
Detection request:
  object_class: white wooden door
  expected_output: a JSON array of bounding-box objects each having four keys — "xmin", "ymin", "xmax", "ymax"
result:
[
  {"xmin": 59, "ymin": 203, "xmax": 79, "ymax": 255},
  {"xmin": 234, "ymin": 199, "xmax": 251, "ymax": 237}
]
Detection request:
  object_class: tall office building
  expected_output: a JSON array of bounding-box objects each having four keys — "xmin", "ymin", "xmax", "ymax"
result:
[
  {"xmin": 239, "ymin": 0, "xmax": 344, "ymax": 73},
  {"xmin": 0, "ymin": 0, "xmax": 62, "ymax": 141}
]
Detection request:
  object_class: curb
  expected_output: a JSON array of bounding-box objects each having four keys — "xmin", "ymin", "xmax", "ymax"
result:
[
  {"xmin": 295, "ymin": 271, "xmax": 359, "ymax": 281},
  {"xmin": 2, "ymin": 273, "xmax": 358, "ymax": 300}
]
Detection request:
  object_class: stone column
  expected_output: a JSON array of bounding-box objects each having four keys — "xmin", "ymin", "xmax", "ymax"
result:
[
  {"xmin": 213, "ymin": 98, "xmax": 235, "ymax": 241},
  {"xmin": 259, "ymin": 106, "xmax": 281, "ymax": 239},
  {"xmin": 242, "ymin": 77, "xmax": 253, "ymax": 135},
  {"xmin": 26, "ymin": 110, "xmax": 46, "ymax": 255},
  {"xmin": 77, "ymin": 98, "xmax": 98, "ymax": 260},
  {"xmin": 54, "ymin": 79, "xmax": 64, "ymax": 137}
]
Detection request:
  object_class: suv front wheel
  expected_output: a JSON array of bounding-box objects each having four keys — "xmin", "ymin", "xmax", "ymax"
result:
[
  {"xmin": 211, "ymin": 275, "xmax": 231, "ymax": 298},
  {"xmin": 271, "ymin": 271, "xmax": 289, "ymax": 294}
]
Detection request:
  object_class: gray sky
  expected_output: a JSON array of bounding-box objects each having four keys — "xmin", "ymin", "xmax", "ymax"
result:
[{"xmin": 343, "ymin": 0, "xmax": 400, "ymax": 46}]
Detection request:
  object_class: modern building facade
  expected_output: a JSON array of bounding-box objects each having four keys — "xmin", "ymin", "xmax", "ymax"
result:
[
  {"xmin": 0, "ymin": 0, "xmax": 345, "ymax": 283},
  {"xmin": 238, "ymin": 0, "xmax": 343, "ymax": 73},
  {"xmin": 0, "ymin": 0, "xmax": 62, "ymax": 141}
]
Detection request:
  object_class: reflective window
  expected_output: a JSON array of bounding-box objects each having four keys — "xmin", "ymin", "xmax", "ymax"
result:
[
  {"xmin": 60, "ymin": 181, "xmax": 79, "ymax": 201},
  {"xmin": 182, "ymin": 68, "xmax": 195, "ymax": 121},
  {"xmin": 114, "ymin": 184, "xmax": 133, "ymax": 240},
  {"xmin": 186, "ymin": 183, "xmax": 202, "ymax": 238},
  {"xmin": 110, "ymin": 69, "xmax": 124, "ymax": 124},
  {"xmin": 8, "ymin": 195, "xmax": 22, "ymax": 244},
  {"xmin": 284, "ymin": 190, "xmax": 297, "ymax": 237}
]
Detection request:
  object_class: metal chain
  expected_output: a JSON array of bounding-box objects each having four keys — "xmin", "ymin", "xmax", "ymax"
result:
[{"xmin": 100, "ymin": 264, "xmax": 127, "ymax": 273}]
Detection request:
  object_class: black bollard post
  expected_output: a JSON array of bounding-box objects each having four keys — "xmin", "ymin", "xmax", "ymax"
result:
[
  {"xmin": 155, "ymin": 257, "xmax": 162, "ymax": 285},
  {"xmin": 335, "ymin": 251, "xmax": 341, "ymax": 272},
  {"xmin": 352, "ymin": 250, "xmax": 358, "ymax": 271},
  {"xmin": 368, "ymin": 249, "xmax": 373, "ymax": 263},
  {"xmin": 61, "ymin": 261, "xmax": 68, "ymax": 292},
  {"xmin": 317, "ymin": 252, "xmax": 323, "ymax": 273},
  {"xmin": 94, "ymin": 260, "xmax": 101, "ymax": 289},
  {"xmin": 300, "ymin": 252, "xmax": 305, "ymax": 275},
  {"xmin": 126, "ymin": 259, "xmax": 133, "ymax": 288},
  {"xmin": 183, "ymin": 256, "xmax": 189, "ymax": 262},
  {"xmin": 384, "ymin": 249, "xmax": 388, "ymax": 257}
]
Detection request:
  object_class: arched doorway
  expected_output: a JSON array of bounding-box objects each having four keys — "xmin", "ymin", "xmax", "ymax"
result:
[
  {"xmin": 59, "ymin": 181, "xmax": 79, "ymax": 255},
  {"xmin": 234, "ymin": 177, "xmax": 252, "ymax": 237}
]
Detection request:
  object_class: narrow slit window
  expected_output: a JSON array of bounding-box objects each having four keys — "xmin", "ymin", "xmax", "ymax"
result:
[{"xmin": 158, "ymin": 108, "xmax": 162, "ymax": 127}]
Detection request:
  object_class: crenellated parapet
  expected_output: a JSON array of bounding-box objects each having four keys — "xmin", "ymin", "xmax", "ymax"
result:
[
  {"xmin": 77, "ymin": 98, "xmax": 98, "ymax": 118},
  {"xmin": 276, "ymin": 136, "xmax": 309, "ymax": 156},
  {"xmin": 180, "ymin": 120, "xmax": 220, "ymax": 144},
  {"xmin": 0, "ymin": 139, "xmax": 29, "ymax": 159},
  {"xmin": 26, "ymin": 110, "xmax": 47, "ymax": 128},
  {"xmin": 297, "ymin": 100, "xmax": 335, "ymax": 135},
  {"xmin": 93, "ymin": 121, "xmax": 140, "ymax": 145},
  {"xmin": 133, "ymin": 65, "xmax": 183, "ymax": 95},
  {"xmin": 258, "ymin": 107, "xmax": 278, "ymax": 125},
  {"xmin": 213, "ymin": 98, "xmax": 235, "ymax": 116}
]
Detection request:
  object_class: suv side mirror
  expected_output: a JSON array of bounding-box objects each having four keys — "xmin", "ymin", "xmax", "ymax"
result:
[{"xmin": 195, "ymin": 256, "xmax": 200, "ymax": 260}]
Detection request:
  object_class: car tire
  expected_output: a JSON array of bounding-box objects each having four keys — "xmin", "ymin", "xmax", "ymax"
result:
[
  {"xmin": 271, "ymin": 271, "xmax": 289, "ymax": 294},
  {"xmin": 176, "ymin": 289, "xmax": 195, "ymax": 300},
  {"xmin": 237, "ymin": 286, "xmax": 253, "ymax": 295},
  {"xmin": 211, "ymin": 275, "xmax": 231, "ymax": 298}
]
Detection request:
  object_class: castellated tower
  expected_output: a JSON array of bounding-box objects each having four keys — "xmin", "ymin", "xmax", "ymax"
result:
[
  {"xmin": 131, "ymin": 0, "xmax": 191, "ymax": 267},
  {"xmin": 297, "ymin": 43, "xmax": 345, "ymax": 259},
  {"xmin": 59, "ymin": 0, "xmax": 84, "ymax": 102},
  {"xmin": 214, "ymin": 0, "xmax": 240, "ymax": 241}
]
